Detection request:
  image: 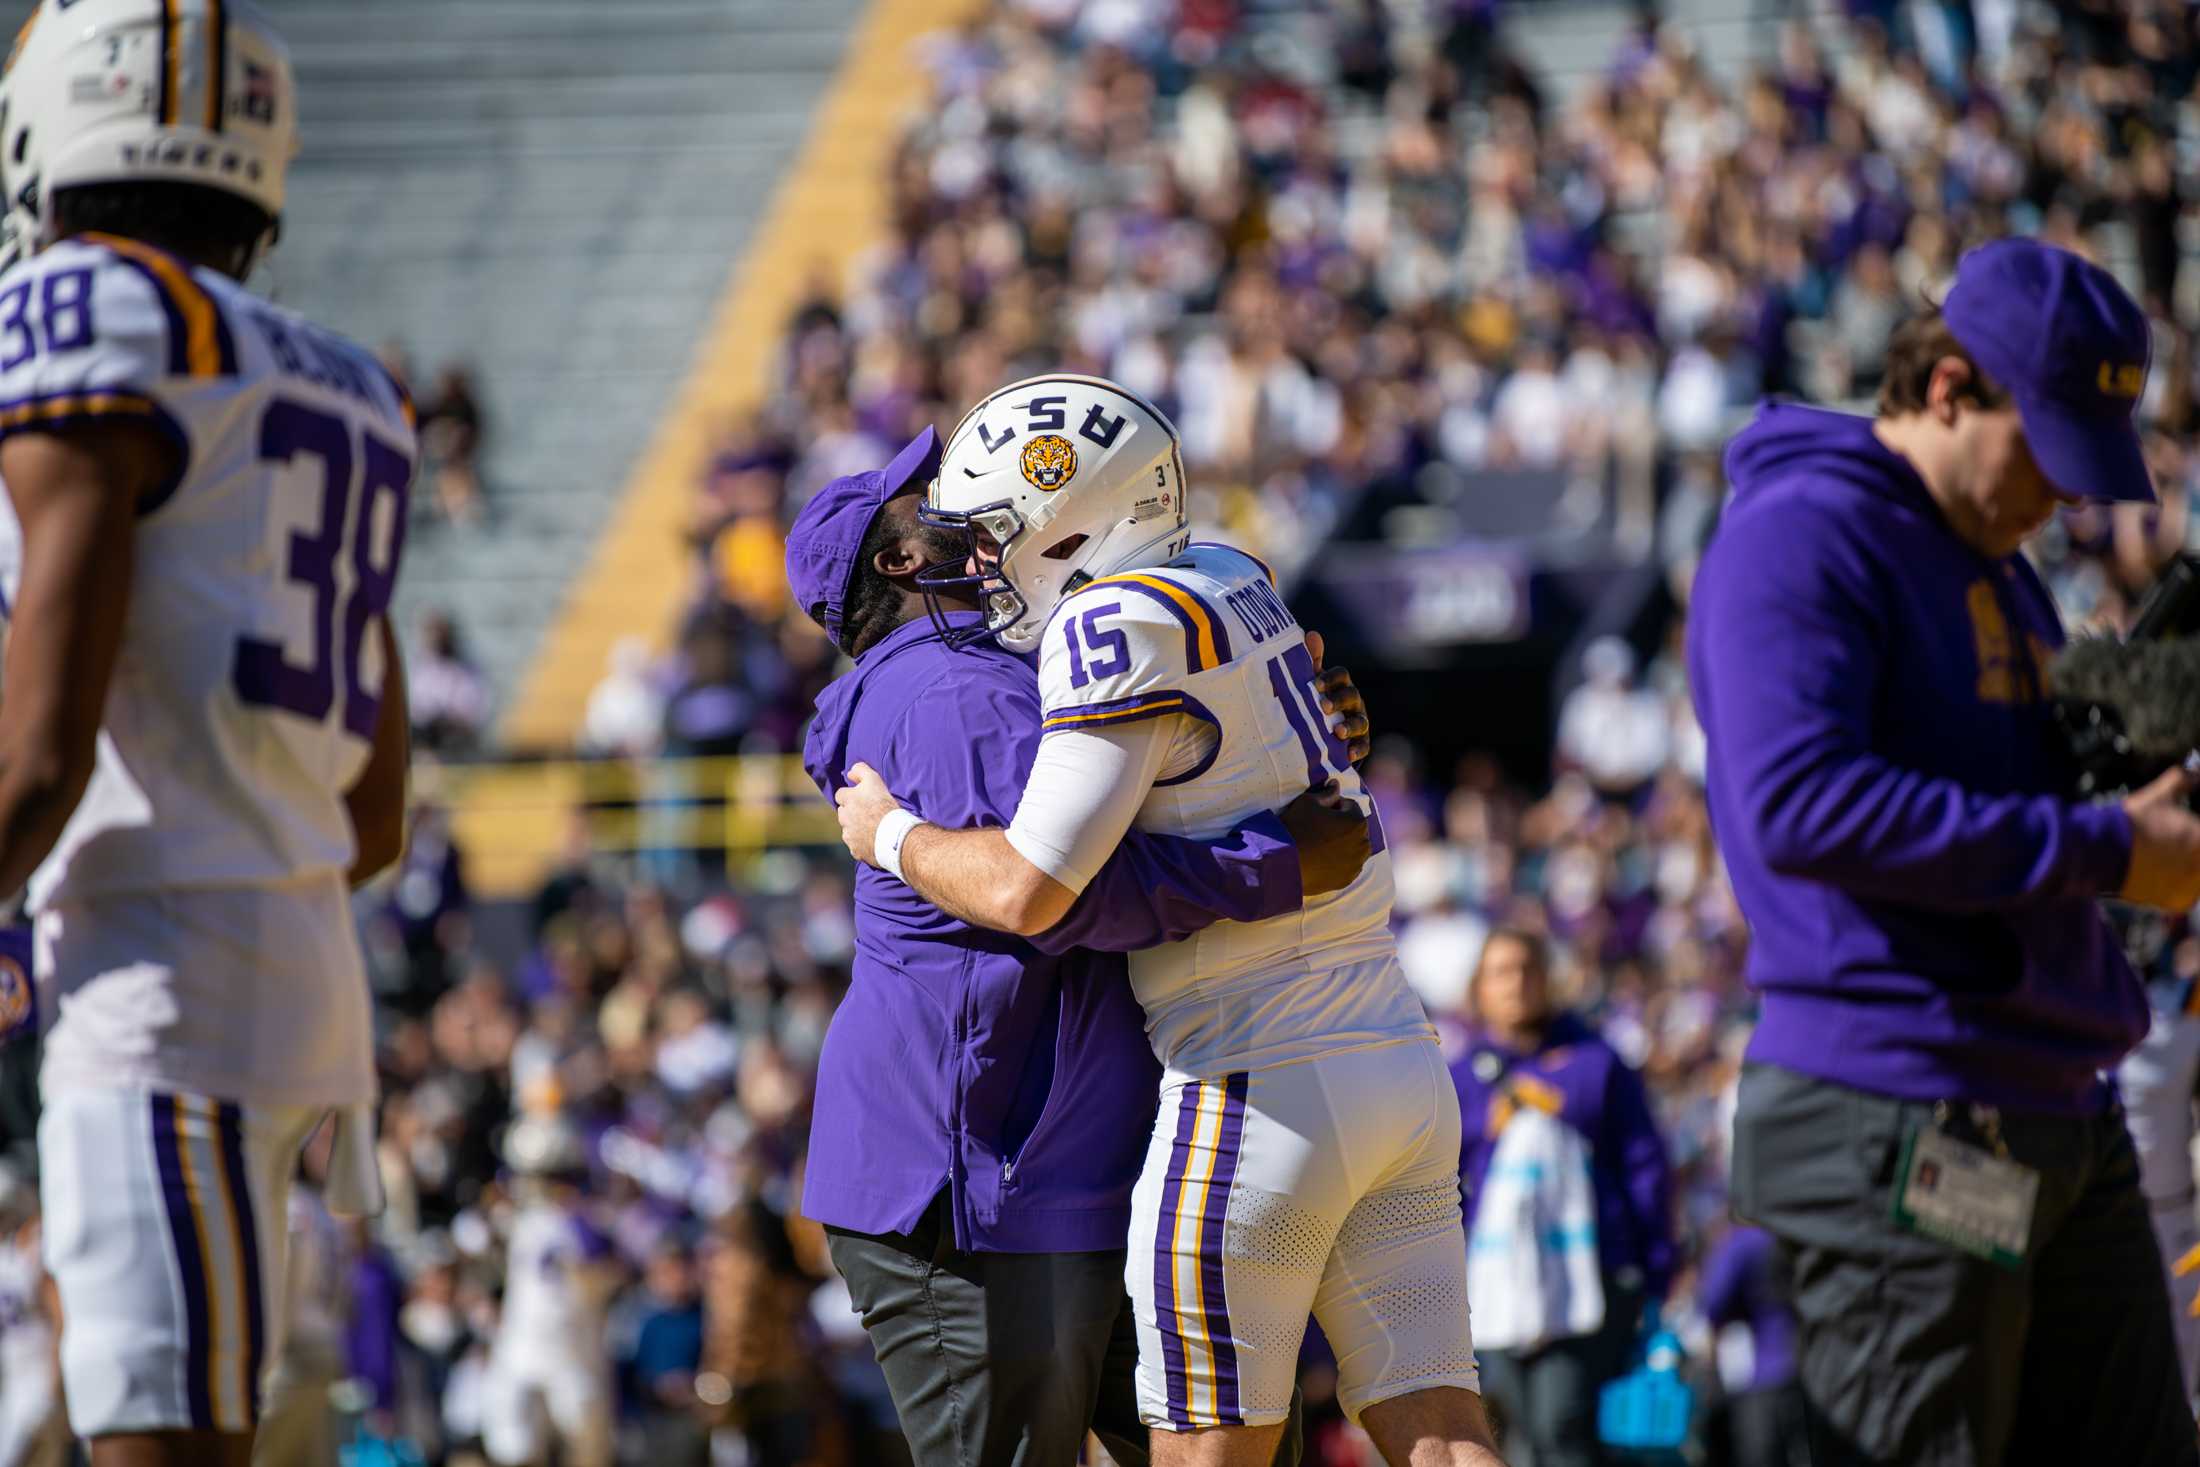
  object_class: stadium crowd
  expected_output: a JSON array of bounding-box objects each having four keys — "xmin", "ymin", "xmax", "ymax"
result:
[{"xmin": 104, "ymin": 0, "xmax": 2200, "ymax": 1463}]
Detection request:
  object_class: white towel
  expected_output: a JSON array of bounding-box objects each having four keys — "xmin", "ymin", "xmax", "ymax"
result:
[
  {"xmin": 1466, "ymin": 1106, "xmax": 1605, "ymax": 1351},
  {"xmin": 323, "ymin": 1102, "xmax": 385, "ymax": 1218}
]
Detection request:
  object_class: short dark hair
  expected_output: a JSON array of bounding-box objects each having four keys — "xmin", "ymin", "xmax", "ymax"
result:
[
  {"xmin": 52, "ymin": 181, "xmax": 274, "ymax": 280},
  {"xmin": 1877, "ymin": 306, "xmax": 2012, "ymax": 416}
]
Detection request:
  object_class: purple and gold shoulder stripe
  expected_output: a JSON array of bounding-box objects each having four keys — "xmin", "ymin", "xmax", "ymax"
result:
[
  {"xmin": 1042, "ymin": 689, "xmax": 1195, "ymax": 732},
  {"xmin": 80, "ymin": 231, "xmax": 240, "ymax": 378},
  {"xmin": 0, "ymin": 388, "xmax": 190, "ymax": 513},
  {"xmin": 1043, "ymin": 689, "xmax": 1223, "ymax": 787},
  {"xmin": 1074, "ymin": 570, "xmax": 1233, "ymax": 673}
]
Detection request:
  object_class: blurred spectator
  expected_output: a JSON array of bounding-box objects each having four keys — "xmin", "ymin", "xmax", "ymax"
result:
[
  {"xmin": 260, "ymin": 1144, "xmax": 348, "ymax": 1467},
  {"xmin": 377, "ymin": 340, "xmax": 414, "ymax": 404},
  {"xmin": 623, "ymin": 1242, "xmax": 707, "ymax": 1467},
  {"xmin": 653, "ymin": 988, "xmax": 740, "ymax": 1099},
  {"xmin": 420, "ymin": 365, "xmax": 488, "ymax": 527},
  {"xmin": 530, "ymin": 811, "xmax": 613, "ymax": 942},
  {"xmin": 394, "ymin": 1235, "xmax": 480, "ymax": 1460},
  {"xmin": 373, "ymin": 803, "xmax": 473, "ymax": 1017},
  {"xmin": 581, "ymin": 638, "xmax": 668, "ymax": 759},
  {"xmin": 694, "ymin": 429, "xmax": 796, "ymax": 624},
  {"xmin": 410, "ymin": 610, "xmax": 493, "ymax": 756},
  {"xmin": 0, "ymin": 1173, "xmax": 63, "ymax": 1467},
  {"xmin": 660, "ymin": 624, "xmax": 757, "ymax": 760},
  {"xmin": 1450, "ymin": 929, "xmax": 1675, "ymax": 1467},
  {"xmin": 1695, "ymin": 1225, "xmax": 1807, "ymax": 1467},
  {"xmin": 1555, "ymin": 638, "xmax": 1673, "ymax": 798},
  {"xmin": 698, "ymin": 1201, "xmax": 848, "ymax": 1467},
  {"xmin": 346, "ymin": 1221, "xmax": 410, "ymax": 1442}
]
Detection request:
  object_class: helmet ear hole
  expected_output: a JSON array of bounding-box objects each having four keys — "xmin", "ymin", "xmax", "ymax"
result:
[{"xmin": 1040, "ymin": 533, "xmax": 1089, "ymax": 562}]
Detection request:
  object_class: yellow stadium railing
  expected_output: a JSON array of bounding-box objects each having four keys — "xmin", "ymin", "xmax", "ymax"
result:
[{"xmin": 423, "ymin": 754, "xmax": 841, "ymax": 899}]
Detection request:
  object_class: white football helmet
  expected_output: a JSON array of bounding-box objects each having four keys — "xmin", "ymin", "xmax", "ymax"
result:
[
  {"xmin": 920, "ymin": 374, "xmax": 1189, "ymax": 651},
  {"xmin": 0, "ymin": 0, "xmax": 297, "ymax": 268}
]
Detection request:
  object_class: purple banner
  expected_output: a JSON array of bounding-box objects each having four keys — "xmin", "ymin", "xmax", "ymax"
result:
[{"xmin": 1312, "ymin": 545, "xmax": 1531, "ymax": 651}]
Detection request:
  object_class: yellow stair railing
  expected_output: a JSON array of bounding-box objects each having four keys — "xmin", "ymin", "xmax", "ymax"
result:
[{"xmin": 425, "ymin": 754, "xmax": 840, "ymax": 899}]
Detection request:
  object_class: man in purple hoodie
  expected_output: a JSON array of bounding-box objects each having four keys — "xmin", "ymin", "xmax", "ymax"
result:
[
  {"xmin": 1689, "ymin": 237, "xmax": 2200, "ymax": 1466},
  {"xmin": 787, "ymin": 429, "xmax": 1368, "ymax": 1466}
]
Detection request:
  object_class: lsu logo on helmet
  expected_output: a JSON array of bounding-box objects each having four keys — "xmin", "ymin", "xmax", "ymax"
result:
[
  {"xmin": 1020, "ymin": 433, "xmax": 1077, "ymax": 491},
  {"xmin": 0, "ymin": 954, "xmax": 31, "ymax": 1041}
]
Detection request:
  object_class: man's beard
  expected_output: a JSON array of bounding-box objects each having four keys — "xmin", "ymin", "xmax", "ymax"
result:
[{"xmin": 915, "ymin": 522, "xmax": 984, "ymax": 605}]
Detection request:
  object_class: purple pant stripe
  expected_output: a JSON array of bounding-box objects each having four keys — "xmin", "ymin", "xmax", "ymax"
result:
[
  {"xmin": 1153, "ymin": 1083, "xmax": 1203, "ymax": 1431},
  {"xmin": 1198, "ymin": 1073, "xmax": 1250, "ymax": 1424},
  {"xmin": 149, "ymin": 1095, "xmax": 215, "ymax": 1432},
  {"xmin": 215, "ymin": 1103, "xmax": 265, "ymax": 1427}
]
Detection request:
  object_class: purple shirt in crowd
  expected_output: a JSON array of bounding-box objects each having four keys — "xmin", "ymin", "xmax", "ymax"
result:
[
  {"xmin": 1448, "ymin": 1011, "xmax": 1676, "ymax": 1300},
  {"xmin": 345, "ymin": 1244, "xmax": 405, "ymax": 1412},
  {"xmin": 1688, "ymin": 404, "xmax": 2142, "ymax": 1111},
  {"xmin": 1696, "ymin": 1224, "xmax": 1798, "ymax": 1394},
  {"xmin": 801, "ymin": 612, "xmax": 1305, "ymax": 1253}
]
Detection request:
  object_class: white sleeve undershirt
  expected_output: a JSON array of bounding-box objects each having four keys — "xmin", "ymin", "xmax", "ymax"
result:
[{"xmin": 1005, "ymin": 715, "xmax": 1212, "ymax": 895}]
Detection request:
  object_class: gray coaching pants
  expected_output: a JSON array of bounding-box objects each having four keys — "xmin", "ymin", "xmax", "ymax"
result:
[
  {"xmin": 826, "ymin": 1192, "xmax": 1302, "ymax": 1467},
  {"xmin": 1731, "ymin": 1062, "xmax": 2199, "ymax": 1467}
]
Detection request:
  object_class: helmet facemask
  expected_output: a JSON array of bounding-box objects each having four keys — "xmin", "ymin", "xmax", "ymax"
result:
[{"xmin": 915, "ymin": 498, "xmax": 1033, "ymax": 651}]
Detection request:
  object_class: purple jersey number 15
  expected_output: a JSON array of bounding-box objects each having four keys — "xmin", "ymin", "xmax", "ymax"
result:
[
  {"xmin": 233, "ymin": 397, "xmax": 411, "ymax": 737},
  {"xmin": 1061, "ymin": 600, "xmax": 1131, "ymax": 690},
  {"xmin": 1266, "ymin": 641, "xmax": 1352, "ymax": 787}
]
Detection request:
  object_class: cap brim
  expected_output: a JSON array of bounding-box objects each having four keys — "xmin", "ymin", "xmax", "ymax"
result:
[
  {"xmin": 2019, "ymin": 394, "xmax": 2155, "ymax": 504},
  {"xmin": 883, "ymin": 425, "xmax": 942, "ymax": 498}
]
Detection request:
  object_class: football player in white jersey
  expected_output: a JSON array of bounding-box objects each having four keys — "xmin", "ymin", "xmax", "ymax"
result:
[
  {"xmin": 0, "ymin": 4, "xmax": 413, "ymax": 1464},
  {"xmin": 2118, "ymin": 956, "xmax": 2200, "ymax": 1409},
  {"xmin": 0, "ymin": 1166, "xmax": 64, "ymax": 1467},
  {"xmin": 480, "ymin": 1114, "xmax": 617, "ymax": 1467},
  {"xmin": 834, "ymin": 376, "xmax": 1505, "ymax": 1467}
]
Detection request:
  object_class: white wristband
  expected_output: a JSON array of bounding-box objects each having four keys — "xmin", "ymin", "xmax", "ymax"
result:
[{"xmin": 875, "ymin": 807, "xmax": 923, "ymax": 882}]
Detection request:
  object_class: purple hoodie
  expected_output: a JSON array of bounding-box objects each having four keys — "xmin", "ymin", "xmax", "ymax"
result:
[
  {"xmin": 801, "ymin": 611, "xmax": 1306, "ymax": 1253},
  {"xmin": 1688, "ymin": 403, "xmax": 2142, "ymax": 1112}
]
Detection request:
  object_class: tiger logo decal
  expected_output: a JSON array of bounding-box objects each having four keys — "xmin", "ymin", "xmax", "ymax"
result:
[
  {"xmin": 0, "ymin": 955, "xmax": 29, "ymax": 1038},
  {"xmin": 1020, "ymin": 433, "xmax": 1078, "ymax": 491}
]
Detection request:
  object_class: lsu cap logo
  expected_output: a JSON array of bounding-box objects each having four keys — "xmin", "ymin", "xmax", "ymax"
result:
[
  {"xmin": 1020, "ymin": 433, "xmax": 1077, "ymax": 491},
  {"xmin": 2097, "ymin": 361, "xmax": 2144, "ymax": 398}
]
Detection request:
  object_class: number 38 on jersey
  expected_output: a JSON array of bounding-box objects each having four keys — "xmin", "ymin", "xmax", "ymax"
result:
[{"xmin": 0, "ymin": 233, "xmax": 416, "ymax": 899}]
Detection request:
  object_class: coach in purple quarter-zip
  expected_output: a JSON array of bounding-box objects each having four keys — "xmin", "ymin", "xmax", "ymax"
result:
[{"xmin": 788, "ymin": 428, "xmax": 1364, "ymax": 1467}]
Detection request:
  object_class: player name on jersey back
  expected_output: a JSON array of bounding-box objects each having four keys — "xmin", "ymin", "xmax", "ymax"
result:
[
  {"xmin": 0, "ymin": 234, "xmax": 417, "ymax": 908},
  {"xmin": 1038, "ymin": 542, "xmax": 1431, "ymax": 1077}
]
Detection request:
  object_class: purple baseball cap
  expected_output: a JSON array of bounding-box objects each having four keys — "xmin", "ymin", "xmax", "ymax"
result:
[
  {"xmin": 1942, "ymin": 237, "xmax": 2155, "ymax": 504},
  {"xmin": 783, "ymin": 427, "xmax": 940, "ymax": 649}
]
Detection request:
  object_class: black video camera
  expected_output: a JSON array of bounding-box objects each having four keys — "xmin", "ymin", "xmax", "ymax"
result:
[{"xmin": 2051, "ymin": 553, "xmax": 2200, "ymax": 800}]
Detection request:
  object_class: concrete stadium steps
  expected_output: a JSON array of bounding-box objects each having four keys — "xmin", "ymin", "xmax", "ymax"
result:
[
  {"xmin": 497, "ymin": 0, "xmax": 988, "ymax": 747},
  {"xmin": 249, "ymin": 0, "xmax": 866, "ymax": 705},
  {"xmin": 1506, "ymin": 0, "xmax": 1788, "ymax": 106}
]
